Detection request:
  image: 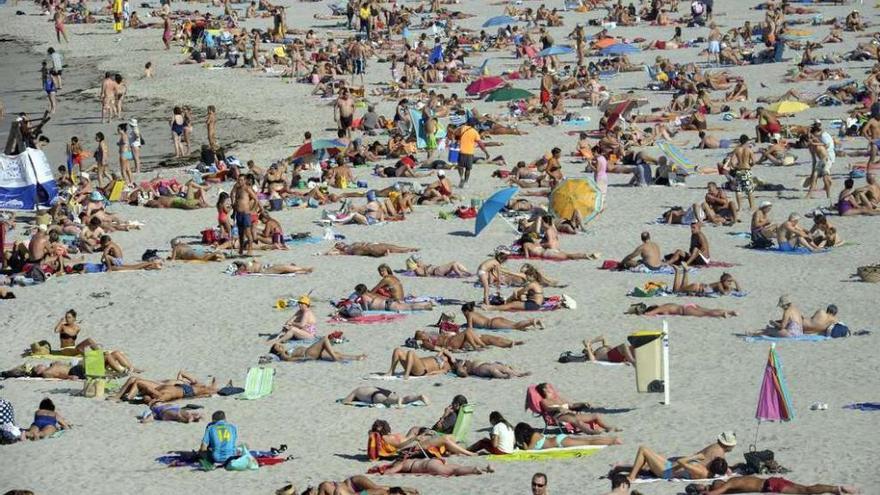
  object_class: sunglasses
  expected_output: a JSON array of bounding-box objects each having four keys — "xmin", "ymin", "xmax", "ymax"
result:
[{"xmin": 532, "ymin": 483, "xmax": 545, "ymax": 487}]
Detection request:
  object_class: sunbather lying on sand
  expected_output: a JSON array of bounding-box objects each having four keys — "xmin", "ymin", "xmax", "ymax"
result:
[
  {"xmin": 689, "ymin": 476, "xmax": 860, "ymax": 494},
  {"xmin": 583, "ymin": 336, "xmax": 636, "ymax": 365},
  {"xmin": 451, "ymin": 359, "xmax": 530, "ymax": 379},
  {"xmin": 369, "ymin": 458, "xmax": 493, "ymax": 476},
  {"xmin": 2, "ymin": 349, "xmax": 138, "ymax": 379},
  {"xmin": 514, "ymin": 422, "xmax": 622, "ymax": 449},
  {"xmin": 325, "ymin": 242, "xmax": 418, "ymax": 257},
  {"xmin": 270, "ymin": 336, "xmax": 366, "ymax": 362},
  {"xmin": 627, "ymin": 302, "xmax": 738, "ymax": 318},
  {"xmin": 115, "ymin": 371, "xmax": 219, "ymax": 404},
  {"xmin": 341, "ymin": 386, "xmax": 429, "ymax": 407},
  {"xmin": 276, "ymin": 476, "xmax": 419, "ymax": 495},
  {"xmin": 672, "ymin": 265, "xmax": 742, "ymax": 296},
  {"xmin": 355, "ymin": 284, "xmax": 433, "ymax": 312},
  {"xmin": 24, "ymin": 398, "xmax": 71, "ymax": 440},
  {"xmin": 139, "ymin": 404, "xmax": 203, "ymax": 423},
  {"xmin": 370, "ymin": 419, "xmax": 475, "ymax": 457},
  {"xmin": 463, "ymin": 301, "xmax": 543, "ymax": 331},
  {"xmin": 168, "ymin": 238, "xmax": 225, "ymax": 262},
  {"xmin": 232, "ymin": 259, "xmax": 313, "ymax": 275},
  {"xmin": 611, "ymin": 432, "xmax": 737, "ymax": 482},
  {"xmin": 387, "ymin": 348, "xmax": 455, "ymax": 379},
  {"xmin": 412, "ymin": 328, "xmax": 523, "ymax": 351},
  {"xmin": 405, "ymin": 255, "xmax": 471, "ymax": 277}
]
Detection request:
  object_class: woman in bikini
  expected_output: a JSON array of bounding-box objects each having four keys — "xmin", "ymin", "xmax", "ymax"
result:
[
  {"xmin": 93, "ymin": 132, "xmax": 111, "ymax": 187},
  {"xmin": 270, "ymin": 295, "xmax": 317, "ymax": 342},
  {"xmin": 482, "ymin": 287, "xmax": 545, "ymax": 312},
  {"xmin": 270, "ymin": 336, "xmax": 366, "ymax": 363},
  {"xmin": 462, "ymin": 301, "xmax": 543, "ymax": 331},
  {"xmin": 277, "ymin": 476, "xmax": 419, "ymax": 495},
  {"xmin": 583, "ymin": 335, "xmax": 636, "ymax": 365},
  {"xmin": 324, "ymin": 242, "xmax": 418, "ymax": 257},
  {"xmin": 411, "ymin": 328, "xmax": 523, "ymax": 352},
  {"xmin": 354, "ymin": 284, "xmax": 433, "ymax": 312},
  {"xmin": 477, "ymin": 252, "xmax": 510, "ymax": 305},
  {"xmin": 369, "ymin": 419, "xmax": 476, "ymax": 458},
  {"xmin": 535, "ymin": 382, "xmax": 621, "ymax": 434},
  {"xmin": 340, "ymin": 386, "xmax": 428, "ymax": 408},
  {"xmin": 521, "ymin": 233, "xmax": 599, "ymax": 261},
  {"xmin": 24, "ymin": 398, "xmax": 71, "ymax": 440},
  {"xmin": 614, "ymin": 445, "xmax": 729, "ymax": 482},
  {"xmin": 54, "ymin": 309, "xmax": 99, "ymax": 355},
  {"xmin": 140, "ymin": 404, "xmax": 203, "ymax": 423},
  {"xmin": 370, "ymin": 458, "xmax": 493, "ymax": 477},
  {"xmin": 629, "ymin": 303, "xmax": 737, "ymax": 318},
  {"xmin": 216, "ymin": 191, "xmax": 234, "ymax": 241},
  {"xmin": 451, "ymin": 360, "xmax": 530, "ymax": 379},
  {"xmin": 514, "ymin": 423, "xmax": 621, "ymax": 451},
  {"xmin": 406, "ymin": 255, "xmax": 471, "ymax": 278},
  {"xmin": 672, "ymin": 265, "xmax": 742, "ymax": 296},
  {"xmin": 116, "ymin": 124, "xmax": 134, "ymax": 186},
  {"xmin": 386, "ymin": 348, "xmax": 455, "ymax": 379},
  {"xmin": 232, "ymin": 259, "xmax": 313, "ymax": 275}
]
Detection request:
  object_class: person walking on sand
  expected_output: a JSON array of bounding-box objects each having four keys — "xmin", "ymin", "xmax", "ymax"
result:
[
  {"xmin": 128, "ymin": 118, "xmax": 144, "ymax": 173},
  {"xmin": 448, "ymin": 123, "xmax": 489, "ymax": 188},
  {"xmin": 206, "ymin": 105, "xmax": 218, "ymax": 150},
  {"xmin": 161, "ymin": 14, "xmax": 172, "ymax": 50},
  {"xmin": 334, "ymin": 87, "xmax": 355, "ymax": 138},
  {"xmin": 116, "ymin": 124, "xmax": 134, "ymax": 186},
  {"xmin": 231, "ymin": 174, "xmax": 259, "ymax": 256},
  {"xmin": 170, "ymin": 106, "xmax": 186, "ymax": 157},
  {"xmin": 47, "ymin": 48, "xmax": 64, "ymax": 90},
  {"xmin": 54, "ymin": 10, "xmax": 69, "ymax": 43},
  {"xmin": 100, "ymin": 72, "xmax": 118, "ymax": 124},
  {"xmin": 731, "ymin": 134, "xmax": 756, "ymax": 211},
  {"xmin": 805, "ymin": 121, "xmax": 834, "ymax": 199}
]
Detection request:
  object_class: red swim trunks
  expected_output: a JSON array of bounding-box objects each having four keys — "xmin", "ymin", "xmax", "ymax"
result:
[
  {"xmin": 760, "ymin": 122, "xmax": 782, "ymax": 134},
  {"xmin": 606, "ymin": 347, "xmax": 626, "ymax": 363},
  {"xmin": 762, "ymin": 477, "xmax": 793, "ymax": 493},
  {"xmin": 540, "ymin": 88, "xmax": 550, "ymax": 104}
]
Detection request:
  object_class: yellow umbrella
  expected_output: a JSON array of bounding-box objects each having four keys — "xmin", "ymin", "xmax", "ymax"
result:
[
  {"xmin": 549, "ymin": 178, "xmax": 603, "ymax": 224},
  {"xmin": 769, "ymin": 101, "xmax": 810, "ymax": 115}
]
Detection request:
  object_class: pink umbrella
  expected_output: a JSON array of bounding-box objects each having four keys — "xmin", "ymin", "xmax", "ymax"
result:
[
  {"xmin": 753, "ymin": 344, "xmax": 794, "ymax": 448},
  {"xmin": 466, "ymin": 76, "xmax": 504, "ymax": 96}
]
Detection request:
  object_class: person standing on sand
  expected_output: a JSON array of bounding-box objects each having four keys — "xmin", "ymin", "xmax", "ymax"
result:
[
  {"xmin": 128, "ymin": 118, "xmax": 144, "ymax": 173},
  {"xmin": 206, "ymin": 105, "xmax": 218, "ymax": 150},
  {"xmin": 114, "ymin": 74, "xmax": 127, "ymax": 119},
  {"xmin": 47, "ymin": 47, "xmax": 63, "ymax": 90},
  {"xmin": 161, "ymin": 14, "xmax": 172, "ymax": 50},
  {"xmin": 731, "ymin": 134, "xmax": 756, "ymax": 212},
  {"xmin": 116, "ymin": 123, "xmax": 134, "ymax": 186},
  {"xmin": 54, "ymin": 10, "xmax": 69, "ymax": 43},
  {"xmin": 349, "ymin": 36, "xmax": 366, "ymax": 88},
  {"xmin": 231, "ymin": 174, "xmax": 259, "ymax": 256},
  {"xmin": 170, "ymin": 106, "xmax": 186, "ymax": 157},
  {"xmin": 448, "ymin": 123, "xmax": 488, "ymax": 188},
  {"xmin": 334, "ymin": 87, "xmax": 355, "ymax": 138},
  {"xmin": 859, "ymin": 112, "xmax": 880, "ymax": 167},
  {"xmin": 100, "ymin": 72, "xmax": 118, "ymax": 123}
]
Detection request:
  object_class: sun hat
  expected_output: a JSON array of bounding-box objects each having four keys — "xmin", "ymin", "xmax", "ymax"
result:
[
  {"xmin": 717, "ymin": 431, "xmax": 737, "ymax": 447},
  {"xmin": 759, "ymin": 201, "xmax": 772, "ymax": 209},
  {"xmin": 297, "ymin": 295, "xmax": 311, "ymax": 306},
  {"xmin": 777, "ymin": 295, "xmax": 792, "ymax": 308},
  {"xmin": 437, "ymin": 170, "xmax": 446, "ymax": 177},
  {"xmin": 129, "ymin": 118, "xmax": 138, "ymax": 127}
]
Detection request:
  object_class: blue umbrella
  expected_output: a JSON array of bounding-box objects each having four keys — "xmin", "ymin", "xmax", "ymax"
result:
[
  {"xmin": 475, "ymin": 187, "xmax": 518, "ymax": 236},
  {"xmin": 537, "ymin": 45, "xmax": 573, "ymax": 57},
  {"xmin": 600, "ymin": 43, "xmax": 640, "ymax": 56},
  {"xmin": 483, "ymin": 15, "xmax": 517, "ymax": 28}
]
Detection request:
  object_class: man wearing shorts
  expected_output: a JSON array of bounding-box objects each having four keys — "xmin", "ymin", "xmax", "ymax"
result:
[
  {"xmin": 688, "ymin": 474, "xmax": 859, "ymax": 494},
  {"xmin": 732, "ymin": 134, "xmax": 756, "ymax": 211},
  {"xmin": 231, "ymin": 174, "xmax": 259, "ymax": 256},
  {"xmin": 449, "ymin": 123, "xmax": 489, "ymax": 188},
  {"xmin": 806, "ymin": 121, "xmax": 834, "ymax": 199},
  {"xmin": 334, "ymin": 87, "xmax": 355, "ymax": 137},
  {"xmin": 47, "ymin": 47, "xmax": 63, "ymax": 90}
]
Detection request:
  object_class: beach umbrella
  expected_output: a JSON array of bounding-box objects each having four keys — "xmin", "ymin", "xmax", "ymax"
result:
[
  {"xmin": 466, "ymin": 76, "xmax": 505, "ymax": 96},
  {"xmin": 753, "ymin": 344, "xmax": 795, "ymax": 446},
  {"xmin": 604, "ymin": 99, "xmax": 638, "ymax": 130},
  {"xmin": 768, "ymin": 101, "xmax": 810, "ymax": 115},
  {"xmin": 482, "ymin": 15, "xmax": 517, "ymax": 28},
  {"xmin": 600, "ymin": 43, "xmax": 640, "ymax": 56},
  {"xmin": 475, "ymin": 187, "xmax": 519, "ymax": 236},
  {"xmin": 485, "ymin": 87, "xmax": 534, "ymax": 102},
  {"xmin": 537, "ymin": 45, "xmax": 574, "ymax": 57},
  {"xmin": 657, "ymin": 140, "xmax": 698, "ymax": 173},
  {"xmin": 549, "ymin": 178, "xmax": 603, "ymax": 225},
  {"xmin": 291, "ymin": 138, "xmax": 347, "ymax": 159}
]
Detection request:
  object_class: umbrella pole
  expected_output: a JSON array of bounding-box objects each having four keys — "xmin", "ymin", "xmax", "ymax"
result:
[
  {"xmin": 752, "ymin": 419, "xmax": 761, "ymax": 450},
  {"xmin": 499, "ymin": 214, "xmax": 521, "ymax": 234}
]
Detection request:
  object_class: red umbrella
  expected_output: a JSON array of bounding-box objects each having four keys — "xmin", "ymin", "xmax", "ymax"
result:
[
  {"xmin": 466, "ymin": 76, "xmax": 504, "ymax": 96},
  {"xmin": 604, "ymin": 100, "xmax": 637, "ymax": 130}
]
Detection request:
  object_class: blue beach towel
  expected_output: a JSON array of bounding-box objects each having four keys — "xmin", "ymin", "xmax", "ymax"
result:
[
  {"xmin": 743, "ymin": 334, "xmax": 829, "ymax": 343},
  {"xmin": 843, "ymin": 403, "xmax": 880, "ymax": 411}
]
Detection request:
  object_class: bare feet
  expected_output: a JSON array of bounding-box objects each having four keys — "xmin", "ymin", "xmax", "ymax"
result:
[{"xmin": 535, "ymin": 319, "xmax": 545, "ymax": 330}]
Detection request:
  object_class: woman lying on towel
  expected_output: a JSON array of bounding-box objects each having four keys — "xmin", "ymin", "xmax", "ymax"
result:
[
  {"xmin": 270, "ymin": 336, "xmax": 366, "ymax": 363},
  {"xmin": 612, "ymin": 444, "xmax": 729, "ymax": 482},
  {"xmin": 405, "ymin": 255, "xmax": 471, "ymax": 277},
  {"xmin": 387, "ymin": 348, "xmax": 456, "ymax": 379},
  {"xmin": 354, "ymin": 284, "xmax": 433, "ymax": 312},
  {"xmin": 626, "ymin": 302, "xmax": 738, "ymax": 318},
  {"xmin": 369, "ymin": 458, "xmax": 493, "ymax": 476},
  {"xmin": 671, "ymin": 265, "xmax": 742, "ymax": 296},
  {"xmin": 232, "ymin": 259, "xmax": 313, "ymax": 275},
  {"xmin": 412, "ymin": 328, "xmax": 523, "ymax": 352},
  {"xmin": 583, "ymin": 335, "xmax": 636, "ymax": 365},
  {"xmin": 370, "ymin": 419, "xmax": 475, "ymax": 458},
  {"xmin": 688, "ymin": 475, "xmax": 861, "ymax": 494},
  {"xmin": 451, "ymin": 359, "xmax": 530, "ymax": 379},
  {"xmin": 461, "ymin": 301, "xmax": 543, "ymax": 331},
  {"xmin": 521, "ymin": 232, "xmax": 600, "ymax": 260},
  {"xmin": 514, "ymin": 423, "xmax": 621, "ymax": 449},
  {"xmin": 341, "ymin": 386, "xmax": 428, "ymax": 408},
  {"xmin": 276, "ymin": 476, "xmax": 419, "ymax": 495},
  {"xmin": 325, "ymin": 242, "xmax": 419, "ymax": 257},
  {"xmin": 114, "ymin": 372, "xmax": 220, "ymax": 405}
]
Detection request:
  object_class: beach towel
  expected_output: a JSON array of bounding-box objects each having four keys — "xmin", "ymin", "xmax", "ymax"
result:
[
  {"xmin": 843, "ymin": 403, "xmax": 880, "ymax": 411},
  {"xmin": 284, "ymin": 236, "xmax": 322, "ymax": 246},
  {"xmin": 237, "ymin": 367, "xmax": 275, "ymax": 400},
  {"xmin": 631, "ymin": 475, "xmax": 733, "ymax": 485},
  {"xmin": 599, "ymin": 260, "xmax": 695, "ymax": 274},
  {"xmin": 363, "ymin": 373, "xmax": 433, "ymax": 381},
  {"xmin": 743, "ymin": 334, "xmax": 829, "ymax": 343},
  {"xmin": 156, "ymin": 449, "xmax": 287, "ymax": 469},
  {"xmin": 329, "ymin": 314, "xmax": 408, "ymax": 324},
  {"xmin": 749, "ymin": 245, "xmax": 829, "ymax": 255},
  {"xmin": 487, "ymin": 445, "xmax": 606, "ymax": 461}
]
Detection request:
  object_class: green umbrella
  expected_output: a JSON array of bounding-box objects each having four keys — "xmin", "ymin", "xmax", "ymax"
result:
[{"xmin": 485, "ymin": 87, "xmax": 534, "ymax": 102}]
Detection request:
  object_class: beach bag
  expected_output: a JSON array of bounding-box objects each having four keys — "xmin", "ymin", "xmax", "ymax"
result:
[
  {"xmin": 226, "ymin": 445, "xmax": 259, "ymax": 471},
  {"xmin": 455, "ymin": 207, "xmax": 477, "ymax": 219},
  {"xmin": 743, "ymin": 449, "xmax": 775, "ymax": 475},
  {"xmin": 829, "ymin": 323, "xmax": 850, "ymax": 339}
]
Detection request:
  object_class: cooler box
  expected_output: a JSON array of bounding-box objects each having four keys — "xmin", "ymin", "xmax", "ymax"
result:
[
  {"xmin": 447, "ymin": 144, "xmax": 460, "ymax": 164},
  {"xmin": 628, "ymin": 331, "xmax": 662, "ymax": 392}
]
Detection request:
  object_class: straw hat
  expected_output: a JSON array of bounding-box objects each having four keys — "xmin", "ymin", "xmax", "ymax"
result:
[
  {"xmin": 297, "ymin": 295, "xmax": 311, "ymax": 306},
  {"xmin": 777, "ymin": 295, "xmax": 792, "ymax": 308},
  {"xmin": 717, "ymin": 431, "xmax": 737, "ymax": 447},
  {"xmin": 129, "ymin": 118, "xmax": 138, "ymax": 127}
]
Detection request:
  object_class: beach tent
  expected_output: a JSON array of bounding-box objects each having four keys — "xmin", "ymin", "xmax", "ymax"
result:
[{"xmin": 0, "ymin": 148, "xmax": 58, "ymax": 210}]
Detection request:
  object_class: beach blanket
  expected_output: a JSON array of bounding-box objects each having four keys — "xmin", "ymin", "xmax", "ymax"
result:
[
  {"xmin": 156, "ymin": 450, "xmax": 287, "ymax": 469},
  {"xmin": 337, "ymin": 399, "xmax": 426, "ymax": 408},
  {"xmin": 328, "ymin": 314, "xmax": 408, "ymax": 324},
  {"xmin": 743, "ymin": 334, "xmax": 829, "ymax": 343},
  {"xmin": 284, "ymin": 236, "xmax": 322, "ymax": 246},
  {"xmin": 486, "ymin": 445, "xmax": 606, "ymax": 461},
  {"xmin": 237, "ymin": 367, "xmax": 275, "ymax": 400},
  {"xmin": 749, "ymin": 245, "xmax": 830, "ymax": 255},
  {"xmin": 632, "ymin": 475, "xmax": 732, "ymax": 485},
  {"xmin": 628, "ymin": 287, "xmax": 748, "ymax": 298},
  {"xmin": 843, "ymin": 403, "xmax": 880, "ymax": 411}
]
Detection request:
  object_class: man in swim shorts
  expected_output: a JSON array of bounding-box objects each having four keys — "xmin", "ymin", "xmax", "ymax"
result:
[
  {"xmin": 688, "ymin": 474, "xmax": 859, "ymax": 494},
  {"xmin": 335, "ymin": 87, "xmax": 355, "ymax": 137}
]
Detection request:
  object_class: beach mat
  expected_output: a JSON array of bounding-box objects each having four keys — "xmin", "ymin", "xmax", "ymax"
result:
[
  {"xmin": 487, "ymin": 445, "xmax": 605, "ymax": 461},
  {"xmin": 237, "ymin": 367, "xmax": 275, "ymax": 400},
  {"xmin": 843, "ymin": 403, "xmax": 880, "ymax": 411},
  {"xmin": 743, "ymin": 334, "xmax": 829, "ymax": 343}
]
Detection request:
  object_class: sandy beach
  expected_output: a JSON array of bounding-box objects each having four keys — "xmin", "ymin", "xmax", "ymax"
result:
[{"xmin": 1, "ymin": 0, "xmax": 879, "ymax": 494}]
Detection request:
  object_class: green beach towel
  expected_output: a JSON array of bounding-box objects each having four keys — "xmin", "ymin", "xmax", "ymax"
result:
[
  {"xmin": 487, "ymin": 445, "xmax": 605, "ymax": 461},
  {"xmin": 238, "ymin": 367, "xmax": 275, "ymax": 400}
]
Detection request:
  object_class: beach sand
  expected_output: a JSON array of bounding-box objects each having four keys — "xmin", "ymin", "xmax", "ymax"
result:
[{"xmin": 1, "ymin": 1, "xmax": 879, "ymax": 494}]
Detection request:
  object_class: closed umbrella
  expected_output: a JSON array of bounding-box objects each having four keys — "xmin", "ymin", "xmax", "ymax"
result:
[
  {"xmin": 466, "ymin": 76, "xmax": 505, "ymax": 96},
  {"xmin": 600, "ymin": 43, "xmax": 640, "ymax": 56},
  {"xmin": 483, "ymin": 15, "xmax": 517, "ymax": 28},
  {"xmin": 753, "ymin": 344, "xmax": 795, "ymax": 447},
  {"xmin": 537, "ymin": 45, "xmax": 574, "ymax": 57},
  {"xmin": 768, "ymin": 101, "xmax": 810, "ymax": 115},
  {"xmin": 485, "ymin": 87, "xmax": 534, "ymax": 102},
  {"xmin": 549, "ymin": 178, "xmax": 602, "ymax": 225},
  {"xmin": 475, "ymin": 187, "xmax": 518, "ymax": 236}
]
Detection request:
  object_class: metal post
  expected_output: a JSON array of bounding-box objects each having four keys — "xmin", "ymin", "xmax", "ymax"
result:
[{"xmin": 662, "ymin": 320, "xmax": 670, "ymax": 405}]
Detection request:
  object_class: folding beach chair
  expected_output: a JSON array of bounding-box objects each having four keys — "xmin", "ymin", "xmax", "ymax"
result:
[
  {"xmin": 82, "ymin": 349, "xmax": 106, "ymax": 399},
  {"xmin": 450, "ymin": 404, "xmax": 474, "ymax": 444},
  {"xmin": 524, "ymin": 384, "xmax": 575, "ymax": 434}
]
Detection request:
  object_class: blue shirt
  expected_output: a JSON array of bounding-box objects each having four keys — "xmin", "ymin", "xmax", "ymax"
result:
[{"xmin": 202, "ymin": 420, "xmax": 238, "ymax": 463}]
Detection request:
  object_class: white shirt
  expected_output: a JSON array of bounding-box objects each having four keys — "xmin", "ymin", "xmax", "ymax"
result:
[
  {"xmin": 820, "ymin": 131, "xmax": 835, "ymax": 162},
  {"xmin": 492, "ymin": 422, "xmax": 515, "ymax": 453}
]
